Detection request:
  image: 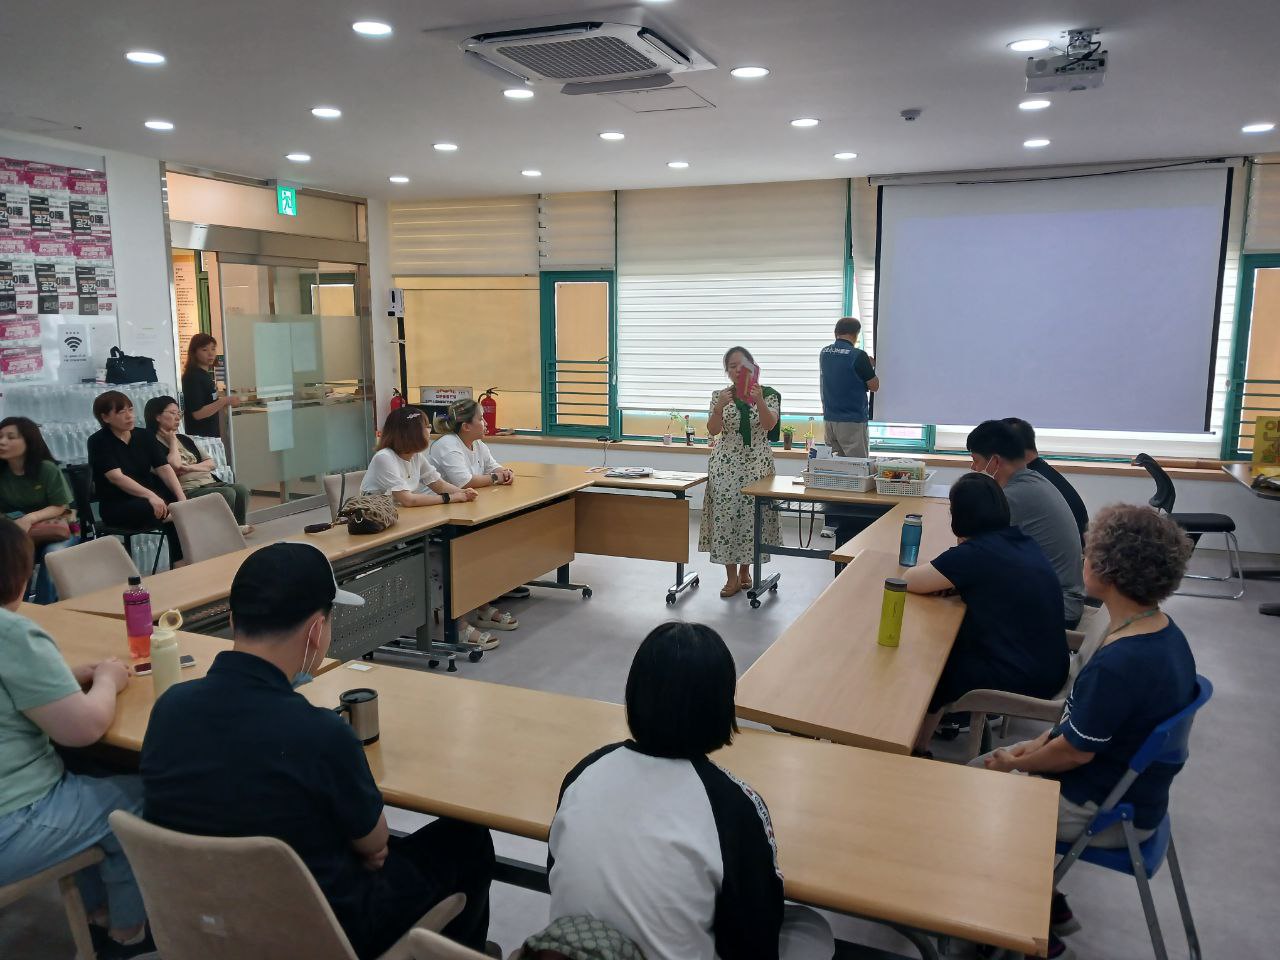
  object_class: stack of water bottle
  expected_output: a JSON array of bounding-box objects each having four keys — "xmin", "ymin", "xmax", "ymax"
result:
[{"xmin": 3, "ymin": 382, "xmax": 173, "ymax": 464}]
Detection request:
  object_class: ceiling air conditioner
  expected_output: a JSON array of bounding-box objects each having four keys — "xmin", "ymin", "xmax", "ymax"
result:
[{"xmin": 461, "ymin": 20, "xmax": 715, "ymax": 95}]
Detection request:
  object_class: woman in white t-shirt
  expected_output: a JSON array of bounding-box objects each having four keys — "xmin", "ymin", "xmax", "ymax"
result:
[
  {"xmin": 362, "ymin": 407, "xmax": 503, "ymax": 650},
  {"xmin": 429, "ymin": 399, "xmax": 527, "ymax": 627}
]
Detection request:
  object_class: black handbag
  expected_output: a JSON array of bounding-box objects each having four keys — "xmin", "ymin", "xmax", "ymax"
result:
[{"xmin": 105, "ymin": 346, "xmax": 158, "ymax": 384}]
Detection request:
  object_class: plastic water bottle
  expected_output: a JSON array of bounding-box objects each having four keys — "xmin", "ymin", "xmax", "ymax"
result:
[
  {"xmin": 878, "ymin": 577, "xmax": 907, "ymax": 648},
  {"xmin": 124, "ymin": 576, "xmax": 153, "ymax": 659},
  {"xmin": 899, "ymin": 514, "xmax": 923, "ymax": 567},
  {"xmin": 149, "ymin": 610, "xmax": 185, "ymax": 697}
]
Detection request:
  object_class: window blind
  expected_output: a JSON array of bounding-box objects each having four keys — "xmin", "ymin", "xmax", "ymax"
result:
[
  {"xmin": 538, "ymin": 192, "xmax": 616, "ymax": 269},
  {"xmin": 389, "ymin": 196, "xmax": 538, "ymax": 275},
  {"xmin": 1245, "ymin": 160, "xmax": 1280, "ymax": 253},
  {"xmin": 616, "ymin": 179, "xmax": 847, "ymax": 415}
]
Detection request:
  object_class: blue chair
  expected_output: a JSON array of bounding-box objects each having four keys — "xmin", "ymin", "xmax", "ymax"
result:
[{"xmin": 1054, "ymin": 675, "xmax": 1212, "ymax": 960}]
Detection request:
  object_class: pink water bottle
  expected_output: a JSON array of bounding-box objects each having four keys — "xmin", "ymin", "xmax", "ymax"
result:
[{"xmin": 123, "ymin": 576, "xmax": 153, "ymax": 660}]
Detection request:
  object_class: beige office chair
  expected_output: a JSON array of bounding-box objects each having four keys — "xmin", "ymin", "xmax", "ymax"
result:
[
  {"xmin": 0, "ymin": 847, "xmax": 104, "ymax": 960},
  {"xmin": 944, "ymin": 611, "xmax": 1111, "ymax": 760},
  {"xmin": 108, "ymin": 811, "xmax": 463, "ymax": 960},
  {"xmin": 169, "ymin": 495, "xmax": 247, "ymax": 564},
  {"xmin": 45, "ymin": 536, "xmax": 140, "ymax": 600},
  {"xmin": 323, "ymin": 470, "xmax": 367, "ymax": 522}
]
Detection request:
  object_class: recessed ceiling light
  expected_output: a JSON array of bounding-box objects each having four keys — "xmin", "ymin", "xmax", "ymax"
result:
[
  {"xmin": 730, "ymin": 66, "xmax": 770, "ymax": 79},
  {"xmin": 388, "ymin": 175, "xmax": 410, "ymax": 184},
  {"xmin": 125, "ymin": 50, "xmax": 166, "ymax": 66},
  {"xmin": 311, "ymin": 106, "xmax": 342, "ymax": 119},
  {"xmin": 433, "ymin": 142, "xmax": 458, "ymax": 152},
  {"xmin": 352, "ymin": 20, "xmax": 392, "ymax": 37},
  {"xmin": 285, "ymin": 152, "xmax": 311, "ymax": 162},
  {"xmin": 599, "ymin": 131, "xmax": 625, "ymax": 141},
  {"xmin": 790, "ymin": 118, "xmax": 820, "ymax": 128},
  {"xmin": 1023, "ymin": 138, "xmax": 1051, "ymax": 149},
  {"xmin": 1008, "ymin": 38, "xmax": 1052, "ymax": 52},
  {"xmin": 833, "ymin": 152, "xmax": 858, "ymax": 160},
  {"xmin": 522, "ymin": 169, "xmax": 542, "ymax": 177},
  {"xmin": 1242, "ymin": 122, "xmax": 1276, "ymax": 134},
  {"xmin": 667, "ymin": 160, "xmax": 690, "ymax": 169},
  {"xmin": 143, "ymin": 119, "xmax": 174, "ymax": 131},
  {"xmin": 503, "ymin": 87, "xmax": 535, "ymax": 100},
  {"xmin": 1019, "ymin": 99, "xmax": 1051, "ymax": 111}
]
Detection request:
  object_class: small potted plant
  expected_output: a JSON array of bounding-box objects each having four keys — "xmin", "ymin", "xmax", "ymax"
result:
[
  {"xmin": 663, "ymin": 411, "xmax": 682, "ymax": 445},
  {"xmin": 781, "ymin": 425, "xmax": 795, "ymax": 450}
]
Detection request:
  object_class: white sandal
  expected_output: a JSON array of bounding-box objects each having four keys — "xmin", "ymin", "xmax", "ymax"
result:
[
  {"xmin": 459, "ymin": 624, "xmax": 499, "ymax": 650},
  {"xmin": 474, "ymin": 605, "xmax": 519, "ymax": 631}
]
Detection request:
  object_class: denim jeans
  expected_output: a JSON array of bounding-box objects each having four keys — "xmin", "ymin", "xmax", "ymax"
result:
[
  {"xmin": 33, "ymin": 537, "xmax": 79, "ymax": 604},
  {"xmin": 0, "ymin": 772, "xmax": 146, "ymax": 929}
]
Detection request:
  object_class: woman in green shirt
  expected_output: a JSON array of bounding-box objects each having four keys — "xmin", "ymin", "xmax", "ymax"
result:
[
  {"xmin": 0, "ymin": 417, "xmax": 77, "ymax": 603},
  {"xmin": 0, "ymin": 517, "xmax": 153, "ymax": 957}
]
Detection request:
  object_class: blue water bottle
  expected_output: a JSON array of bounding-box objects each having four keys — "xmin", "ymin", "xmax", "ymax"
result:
[{"xmin": 899, "ymin": 514, "xmax": 923, "ymax": 567}]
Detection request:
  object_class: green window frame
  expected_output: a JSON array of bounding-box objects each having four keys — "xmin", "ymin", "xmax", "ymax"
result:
[
  {"xmin": 1222, "ymin": 252, "xmax": 1280, "ymax": 459},
  {"xmin": 539, "ymin": 270, "xmax": 619, "ymax": 437}
]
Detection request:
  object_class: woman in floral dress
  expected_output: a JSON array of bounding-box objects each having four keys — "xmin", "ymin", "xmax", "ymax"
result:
[{"xmin": 699, "ymin": 346, "xmax": 781, "ymax": 597}]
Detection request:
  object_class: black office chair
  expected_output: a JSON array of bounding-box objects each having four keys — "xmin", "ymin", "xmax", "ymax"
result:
[
  {"xmin": 1133, "ymin": 454, "xmax": 1244, "ymax": 599},
  {"xmin": 63, "ymin": 463, "xmax": 169, "ymax": 575}
]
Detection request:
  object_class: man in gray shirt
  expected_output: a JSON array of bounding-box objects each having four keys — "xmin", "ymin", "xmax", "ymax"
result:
[{"xmin": 965, "ymin": 420, "xmax": 1085, "ymax": 626}]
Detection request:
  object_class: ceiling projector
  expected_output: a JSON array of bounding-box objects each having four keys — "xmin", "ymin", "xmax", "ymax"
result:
[{"xmin": 1024, "ymin": 27, "xmax": 1107, "ymax": 93}]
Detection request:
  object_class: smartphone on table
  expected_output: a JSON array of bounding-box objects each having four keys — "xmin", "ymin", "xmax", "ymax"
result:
[{"xmin": 134, "ymin": 655, "xmax": 197, "ymax": 676}]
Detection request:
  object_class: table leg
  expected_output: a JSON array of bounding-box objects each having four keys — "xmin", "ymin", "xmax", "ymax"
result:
[
  {"xmin": 748, "ymin": 495, "xmax": 780, "ymax": 609},
  {"xmin": 529, "ymin": 564, "xmax": 593, "ymax": 599},
  {"xmin": 666, "ymin": 490, "xmax": 699, "ymax": 604}
]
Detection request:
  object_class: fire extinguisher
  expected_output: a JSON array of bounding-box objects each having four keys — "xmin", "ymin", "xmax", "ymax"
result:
[
  {"xmin": 389, "ymin": 389, "xmax": 407, "ymax": 411},
  {"xmin": 480, "ymin": 388, "xmax": 498, "ymax": 435}
]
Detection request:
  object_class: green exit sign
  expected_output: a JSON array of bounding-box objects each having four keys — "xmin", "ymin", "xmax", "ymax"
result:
[{"xmin": 276, "ymin": 184, "xmax": 298, "ymax": 217}]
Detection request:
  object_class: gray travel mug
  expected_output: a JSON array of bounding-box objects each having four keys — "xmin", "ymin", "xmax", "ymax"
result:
[{"xmin": 334, "ymin": 688, "xmax": 380, "ymax": 745}]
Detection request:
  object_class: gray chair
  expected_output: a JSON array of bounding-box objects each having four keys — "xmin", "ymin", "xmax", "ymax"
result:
[
  {"xmin": 944, "ymin": 610, "xmax": 1111, "ymax": 759},
  {"xmin": 108, "ymin": 810, "xmax": 463, "ymax": 960},
  {"xmin": 45, "ymin": 536, "xmax": 140, "ymax": 600},
  {"xmin": 0, "ymin": 847, "xmax": 105, "ymax": 960},
  {"xmin": 169, "ymin": 495, "xmax": 246, "ymax": 563},
  {"xmin": 323, "ymin": 470, "xmax": 367, "ymax": 522}
]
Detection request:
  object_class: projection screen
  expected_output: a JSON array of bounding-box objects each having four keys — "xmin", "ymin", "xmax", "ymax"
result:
[{"xmin": 872, "ymin": 166, "xmax": 1231, "ymax": 433}]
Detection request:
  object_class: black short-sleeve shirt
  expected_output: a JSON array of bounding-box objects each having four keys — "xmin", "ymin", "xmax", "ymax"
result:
[
  {"xmin": 140, "ymin": 651, "xmax": 385, "ymax": 935},
  {"xmin": 86, "ymin": 426, "xmax": 169, "ymax": 503},
  {"xmin": 930, "ymin": 527, "xmax": 1070, "ymax": 708},
  {"xmin": 181, "ymin": 368, "xmax": 220, "ymax": 438}
]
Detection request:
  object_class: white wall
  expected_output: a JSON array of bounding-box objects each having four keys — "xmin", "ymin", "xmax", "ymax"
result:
[
  {"xmin": 486, "ymin": 441, "xmax": 1280, "ymax": 556},
  {"xmin": 0, "ymin": 128, "xmax": 176, "ymax": 389}
]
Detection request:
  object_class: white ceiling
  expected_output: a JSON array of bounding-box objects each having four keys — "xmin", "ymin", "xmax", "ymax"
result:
[{"xmin": 2, "ymin": 0, "xmax": 1278, "ymax": 201}]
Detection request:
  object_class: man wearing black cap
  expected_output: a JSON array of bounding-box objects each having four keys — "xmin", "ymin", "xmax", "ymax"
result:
[{"xmin": 140, "ymin": 542, "xmax": 495, "ymax": 958}]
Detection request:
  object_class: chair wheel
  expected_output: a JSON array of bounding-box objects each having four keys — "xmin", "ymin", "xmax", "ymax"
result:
[
  {"xmin": 582, "ymin": 587, "xmax": 593, "ymax": 599},
  {"xmin": 468, "ymin": 650, "xmax": 483, "ymax": 662},
  {"xmin": 769, "ymin": 584, "xmax": 778, "ymax": 593},
  {"xmin": 428, "ymin": 659, "xmax": 439, "ymax": 669},
  {"xmin": 750, "ymin": 598, "xmax": 761, "ymax": 609},
  {"xmin": 690, "ymin": 576, "xmax": 699, "ymax": 588},
  {"xmin": 666, "ymin": 593, "xmax": 676, "ymax": 605}
]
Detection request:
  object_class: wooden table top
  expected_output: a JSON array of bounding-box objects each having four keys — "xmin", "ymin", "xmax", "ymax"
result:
[
  {"xmin": 829, "ymin": 499, "xmax": 957, "ymax": 565},
  {"xmin": 302, "ymin": 660, "xmax": 1053, "ymax": 955},
  {"xmin": 18, "ymin": 603, "xmax": 227, "ymax": 752},
  {"xmin": 736, "ymin": 550, "xmax": 966, "ymax": 754},
  {"xmin": 1222, "ymin": 462, "xmax": 1280, "ymax": 500},
  {"xmin": 435, "ymin": 463, "xmax": 595, "ymax": 526},
  {"xmin": 742, "ymin": 474, "xmax": 950, "ymax": 506},
  {"xmin": 511, "ymin": 462, "xmax": 708, "ymax": 493}
]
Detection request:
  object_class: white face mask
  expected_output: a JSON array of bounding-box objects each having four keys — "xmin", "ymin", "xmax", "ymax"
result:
[
  {"xmin": 982, "ymin": 457, "xmax": 1000, "ymax": 479},
  {"xmin": 291, "ymin": 621, "xmax": 321, "ymax": 688}
]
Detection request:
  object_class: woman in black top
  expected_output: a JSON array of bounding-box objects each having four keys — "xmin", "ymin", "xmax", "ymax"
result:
[
  {"xmin": 86, "ymin": 390, "xmax": 186, "ymax": 562},
  {"xmin": 903, "ymin": 472, "xmax": 1069, "ymax": 753},
  {"xmin": 181, "ymin": 333, "xmax": 239, "ymax": 439}
]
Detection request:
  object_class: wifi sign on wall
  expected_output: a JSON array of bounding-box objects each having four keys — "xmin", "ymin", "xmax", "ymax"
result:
[{"xmin": 58, "ymin": 322, "xmax": 91, "ymax": 380}]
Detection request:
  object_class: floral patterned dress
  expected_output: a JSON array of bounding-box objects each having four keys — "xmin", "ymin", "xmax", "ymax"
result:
[{"xmin": 698, "ymin": 387, "xmax": 781, "ymax": 565}]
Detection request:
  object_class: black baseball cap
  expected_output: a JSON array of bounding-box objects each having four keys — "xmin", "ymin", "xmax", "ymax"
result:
[{"xmin": 230, "ymin": 542, "xmax": 363, "ymax": 628}]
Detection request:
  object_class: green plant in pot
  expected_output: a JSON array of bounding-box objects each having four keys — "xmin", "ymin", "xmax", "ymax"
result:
[{"xmin": 781, "ymin": 425, "xmax": 795, "ymax": 450}]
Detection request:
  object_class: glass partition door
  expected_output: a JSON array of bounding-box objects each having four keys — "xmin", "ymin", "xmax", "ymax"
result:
[{"xmin": 219, "ymin": 259, "xmax": 373, "ymax": 520}]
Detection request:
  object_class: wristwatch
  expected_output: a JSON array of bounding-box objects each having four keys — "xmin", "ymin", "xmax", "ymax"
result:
[
  {"xmin": 442, "ymin": 492, "xmax": 451, "ymax": 504},
  {"xmin": 491, "ymin": 471, "xmax": 501, "ymax": 484}
]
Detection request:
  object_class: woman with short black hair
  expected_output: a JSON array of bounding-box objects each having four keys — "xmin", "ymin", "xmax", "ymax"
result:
[
  {"xmin": 903, "ymin": 472, "xmax": 1070, "ymax": 753},
  {"xmin": 548, "ymin": 622, "xmax": 834, "ymax": 960},
  {"xmin": 0, "ymin": 416, "xmax": 77, "ymax": 602}
]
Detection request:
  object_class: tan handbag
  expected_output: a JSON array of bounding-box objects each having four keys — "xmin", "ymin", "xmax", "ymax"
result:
[{"xmin": 338, "ymin": 494, "xmax": 399, "ymax": 535}]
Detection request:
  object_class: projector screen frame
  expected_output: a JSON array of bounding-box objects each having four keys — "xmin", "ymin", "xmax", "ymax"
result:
[{"xmin": 869, "ymin": 161, "xmax": 1235, "ymax": 436}]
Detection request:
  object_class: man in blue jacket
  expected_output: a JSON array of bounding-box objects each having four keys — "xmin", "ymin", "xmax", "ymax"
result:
[{"xmin": 819, "ymin": 317, "xmax": 878, "ymax": 458}]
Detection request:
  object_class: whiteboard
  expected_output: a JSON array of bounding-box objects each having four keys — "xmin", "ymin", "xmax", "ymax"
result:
[{"xmin": 873, "ymin": 168, "xmax": 1230, "ymax": 433}]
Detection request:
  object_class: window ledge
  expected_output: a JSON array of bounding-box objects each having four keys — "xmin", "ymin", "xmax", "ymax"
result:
[{"xmin": 481, "ymin": 433, "xmax": 1235, "ymax": 482}]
